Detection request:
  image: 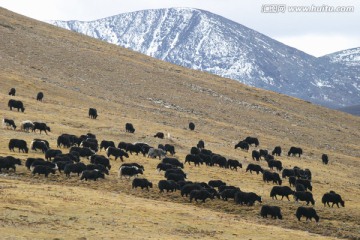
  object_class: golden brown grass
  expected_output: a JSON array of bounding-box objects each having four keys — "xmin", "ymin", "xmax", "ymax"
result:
[{"xmin": 0, "ymin": 7, "xmax": 359, "ymax": 240}]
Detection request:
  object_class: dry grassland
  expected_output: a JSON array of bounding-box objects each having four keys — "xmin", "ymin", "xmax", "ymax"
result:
[{"xmin": 0, "ymin": 7, "xmax": 359, "ymax": 240}]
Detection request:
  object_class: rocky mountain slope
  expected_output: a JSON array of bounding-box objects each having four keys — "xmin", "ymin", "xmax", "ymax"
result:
[{"xmin": 49, "ymin": 8, "xmax": 360, "ymax": 108}]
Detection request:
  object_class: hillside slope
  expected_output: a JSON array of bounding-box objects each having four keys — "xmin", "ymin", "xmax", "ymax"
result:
[
  {"xmin": 0, "ymin": 7, "xmax": 359, "ymax": 239},
  {"xmin": 49, "ymin": 8, "xmax": 360, "ymax": 108}
]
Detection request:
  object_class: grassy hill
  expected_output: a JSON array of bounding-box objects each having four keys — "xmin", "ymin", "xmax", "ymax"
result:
[{"xmin": 0, "ymin": 7, "xmax": 359, "ymax": 240}]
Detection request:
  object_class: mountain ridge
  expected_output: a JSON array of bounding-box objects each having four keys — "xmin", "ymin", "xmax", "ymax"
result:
[{"xmin": 48, "ymin": 8, "xmax": 360, "ymax": 109}]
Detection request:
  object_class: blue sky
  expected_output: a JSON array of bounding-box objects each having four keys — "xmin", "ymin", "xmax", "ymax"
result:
[{"xmin": 1, "ymin": 0, "xmax": 359, "ymax": 56}]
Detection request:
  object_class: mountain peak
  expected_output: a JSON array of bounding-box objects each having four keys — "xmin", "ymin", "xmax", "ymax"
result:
[{"xmin": 49, "ymin": 8, "xmax": 359, "ymax": 108}]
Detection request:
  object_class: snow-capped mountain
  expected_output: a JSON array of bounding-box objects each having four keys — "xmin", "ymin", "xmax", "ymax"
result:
[
  {"xmin": 48, "ymin": 8, "xmax": 360, "ymax": 108},
  {"xmin": 321, "ymin": 47, "xmax": 360, "ymax": 67}
]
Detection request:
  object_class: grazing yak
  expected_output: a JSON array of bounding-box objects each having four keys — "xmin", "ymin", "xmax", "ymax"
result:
[
  {"xmin": 260, "ymin": 205, "xmax": 282, "ymax": 219},
  {"xmin": 158, "ymin": 180, "xmax": 180, "ymax": 193},
  {"xmin": 322, "ymin": 154, "xmax": 329, "ymax": 165},
  {"xmin": 227, "ymin": 159, "xmax": 242, "ymax": 171},
  {"xmin": 282, "ymin": 168, "xmax": 296, "ymax": 179},
  {"xmin": 25, "ymin": 158, "xmax": 45, "ymax": 170},
  {"xmin": 125, "ymin": 123, "xmax": 135, "ymax": 133},
  {"xmin": 244, "ymin": 137, "xmax": 259, "ymax": 147},
  {"xmin": 165, "ymin": 168, "xmax": 186, "ymax": 179},
  {"xmin": 80, "ymin": 140, "xmax": 98, "ymax": 152},
  {"xmin": 9, "ymin": 88, "xmax": 16, "ymax": 96},
  {"xmin": 30, "ymin": 140, "xmax": 49, "ymax": 153},
  {"xmin": 295, "ymin": 179, "xmax": 313, "ymax": 191},
  {"xmin": 208, "ymin": 180, "xmax": 226, "ymax": 189},
  {"xmin": 270, "ymin": 186, "xmax": 294, "ymax": 201},
  {"xmin": 189, "ymin": 190, "xmax": 214, "ymax": 203},
  {"xmin": 8, "ymin": 99, "xmax": 25, "ymax": 112},
  {"xmin": 56, "ymin": 161, "xmax": 73, "ymax": 173},
  {"xmin": 246, "ymin": 163, "xmax": 263, "ymax": 174},
  {"xmin": 295, "ymin": 168, "xmax": 312, "ymax": 180},
  {"xmin": 234, "ymin": 141, "xmax": 249, "ymax": 151},
  {"xmin": 36, "ymin": 92, "xmax": 44, "ymax": 101},
  {"xmin": 90, "ymin": 155, "xmax": 111, "ymax": 170},
  {"xmin": 45, "ymin": 149, "xmax": 62, "ymax": 160},
  {"xmin": 267, "ymin": 160, "xmax": 283, "ymax": 172},
  {"xmin": 294, "ymin": 191, "xmax": 315, "ymax": 205},
  {"xmin": 289, "ymin": 176, "xmax": 297, "ymax": 187},
  {"xmin": 185, "ymin": 154, "xmax": 203, "ymax": 166},
  {"xmin": 132, "ymin": 178, "xmax": 153, "ymax": 191},
  {"xmin": 64, "ymin": 162, "xmax": 86, "ymax": 177},
  {"xmin": 259, "ymin": 149, "xmax": 268, "ymax": 159},
  {"xmin": 126, "ymin": 143, "xmax": 143, "ymax": 155},
  {"xmin": 197, "ymin": 140, "xmax": 205, "ymax": 149},
  {"xmin": 157, "ymin": 162, "xmax": 176, "ymax": 172},
  {"xmin": 204, "ymin": 188, "xmax": 220, "ymax": 199},
  {"xmin": 211, "ymin": 154, "xmax": 227, "ymax": 168},
  {"xmin": 33, "ymin": 138, "xmax": 49, "ymax": 148},
  {"xmin": 263, "ymin": 171, "xmax": 282, "ymax": 185},
  {"xmin": 20, "ymin": 120, "xmax": 34, "ymax": 132},
  {"xmin": 85, "ymin": 133, "xmax": 96, "ymax": 139},
  {"xmin": 198, "ymin": 153, "xmax": 211, "ymax": 166},
  {"xmin": 99, "ymin": 140, "xmax": 115, "ymax": 151},
  {"xmin": 252, "ymin": 150, "xmax": 260, "ymax": 161},
  {"xmin": 166, "ymin": 173, "xmax": 185, "ymax": 182},
  {"xmin": 288, "ymin": 147, "xmax": 303, "ymax": 157},
  {"xmin": 272, "ymin": 146, "xmax": 282, "ymax": 156},
  {"xmin": 154, "ymin": 132, "xmax": 164, "ymax": 139},
  {"xmin": 118, "ymin": 142, "xmax": 129, "ymax": 151},
  {"xmin": 189, "ymin": 122, "xmax": 195, "ymax": 131},
  {"xmin": 106, "ymin": 147, "xmax": 129, "ymax": 161},
  {"xmin": 162, "ymin": 158, "xmax": 184, "ymax": 169},
  {"xmin": 86, "ymin": 164, "xmax": 109, "ymax": 175},
  {"xmin": 9, "ymin": 139, "xmax": 28, "ymax": 153},
  {"xmin": 181, "ymin": 183, "xmax": 203, "ymax": 197},
  {"xmin": 88, "ymin": 108, "xmax": 98, "ymax": 119},
  {"xmin": 32, "ymin": 122, "xmax": 51, "ymax": 135},
  {"xmin": 32, "ymin": 165, "xmax": 56, "ymax": 177},
  {"xmin": 2, "ymin": 118, "xmax": 17, "ymax": 130},
  {"xmin": 0, "ymin": 156, "xmax": 22, "ymax": 172},
  {"xmin": 234, "ymin": 191, "xmax": 262, "ymax": 206},
  {"xmin": 190, "ymin": 146, "xmax": 200, "ymax": 155},
  {"xmin": 70, "ymin": 147, "xmax": 95, "ymax": 159},
  {"xmin": 147, "ymin": 148, "xmax": 166, "ymax": 160},
  {"xmin": 119, "ymin": 166, "xmax": 143, "ymax": 179},
  {"xmin": 53, "ymin": 153, "xmax": 77, "ymax": 163},
  {"xmin": 121, "ymin": 163, "xmax": 145, "ymax": 172},
  {"xmin": 30, "ymin": 160, "xmax": 57, "ymax": 171},
  {"xmin": 80, "ymin": 170, "xmax": 105, "ymax": 181},
  {"xmin": 322, "ymin": 191, "xmax": 345, "ymax": 208},
  {"xmin": 296, "ymin": 207, "xmax": 319, "ymax": 222},
  {"xmin": 158, "ymin": 144, "xmax": 175, "ymax": 155},
  {"xmin": 164, "ymin": 144, "xmax": 176, "ymax": 155},
  {"xmin": 57, "ymin": 134, "xmax": 74, "ymax": 148},
  {"xmin": 220, "ymin": 188, "xmax": 240, "ymax": 201}
]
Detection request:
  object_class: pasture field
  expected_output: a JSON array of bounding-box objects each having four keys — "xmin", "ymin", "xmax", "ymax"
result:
[{"xmin": 0, "ymin": 7, "xmax": 359, "ymax": 240}]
